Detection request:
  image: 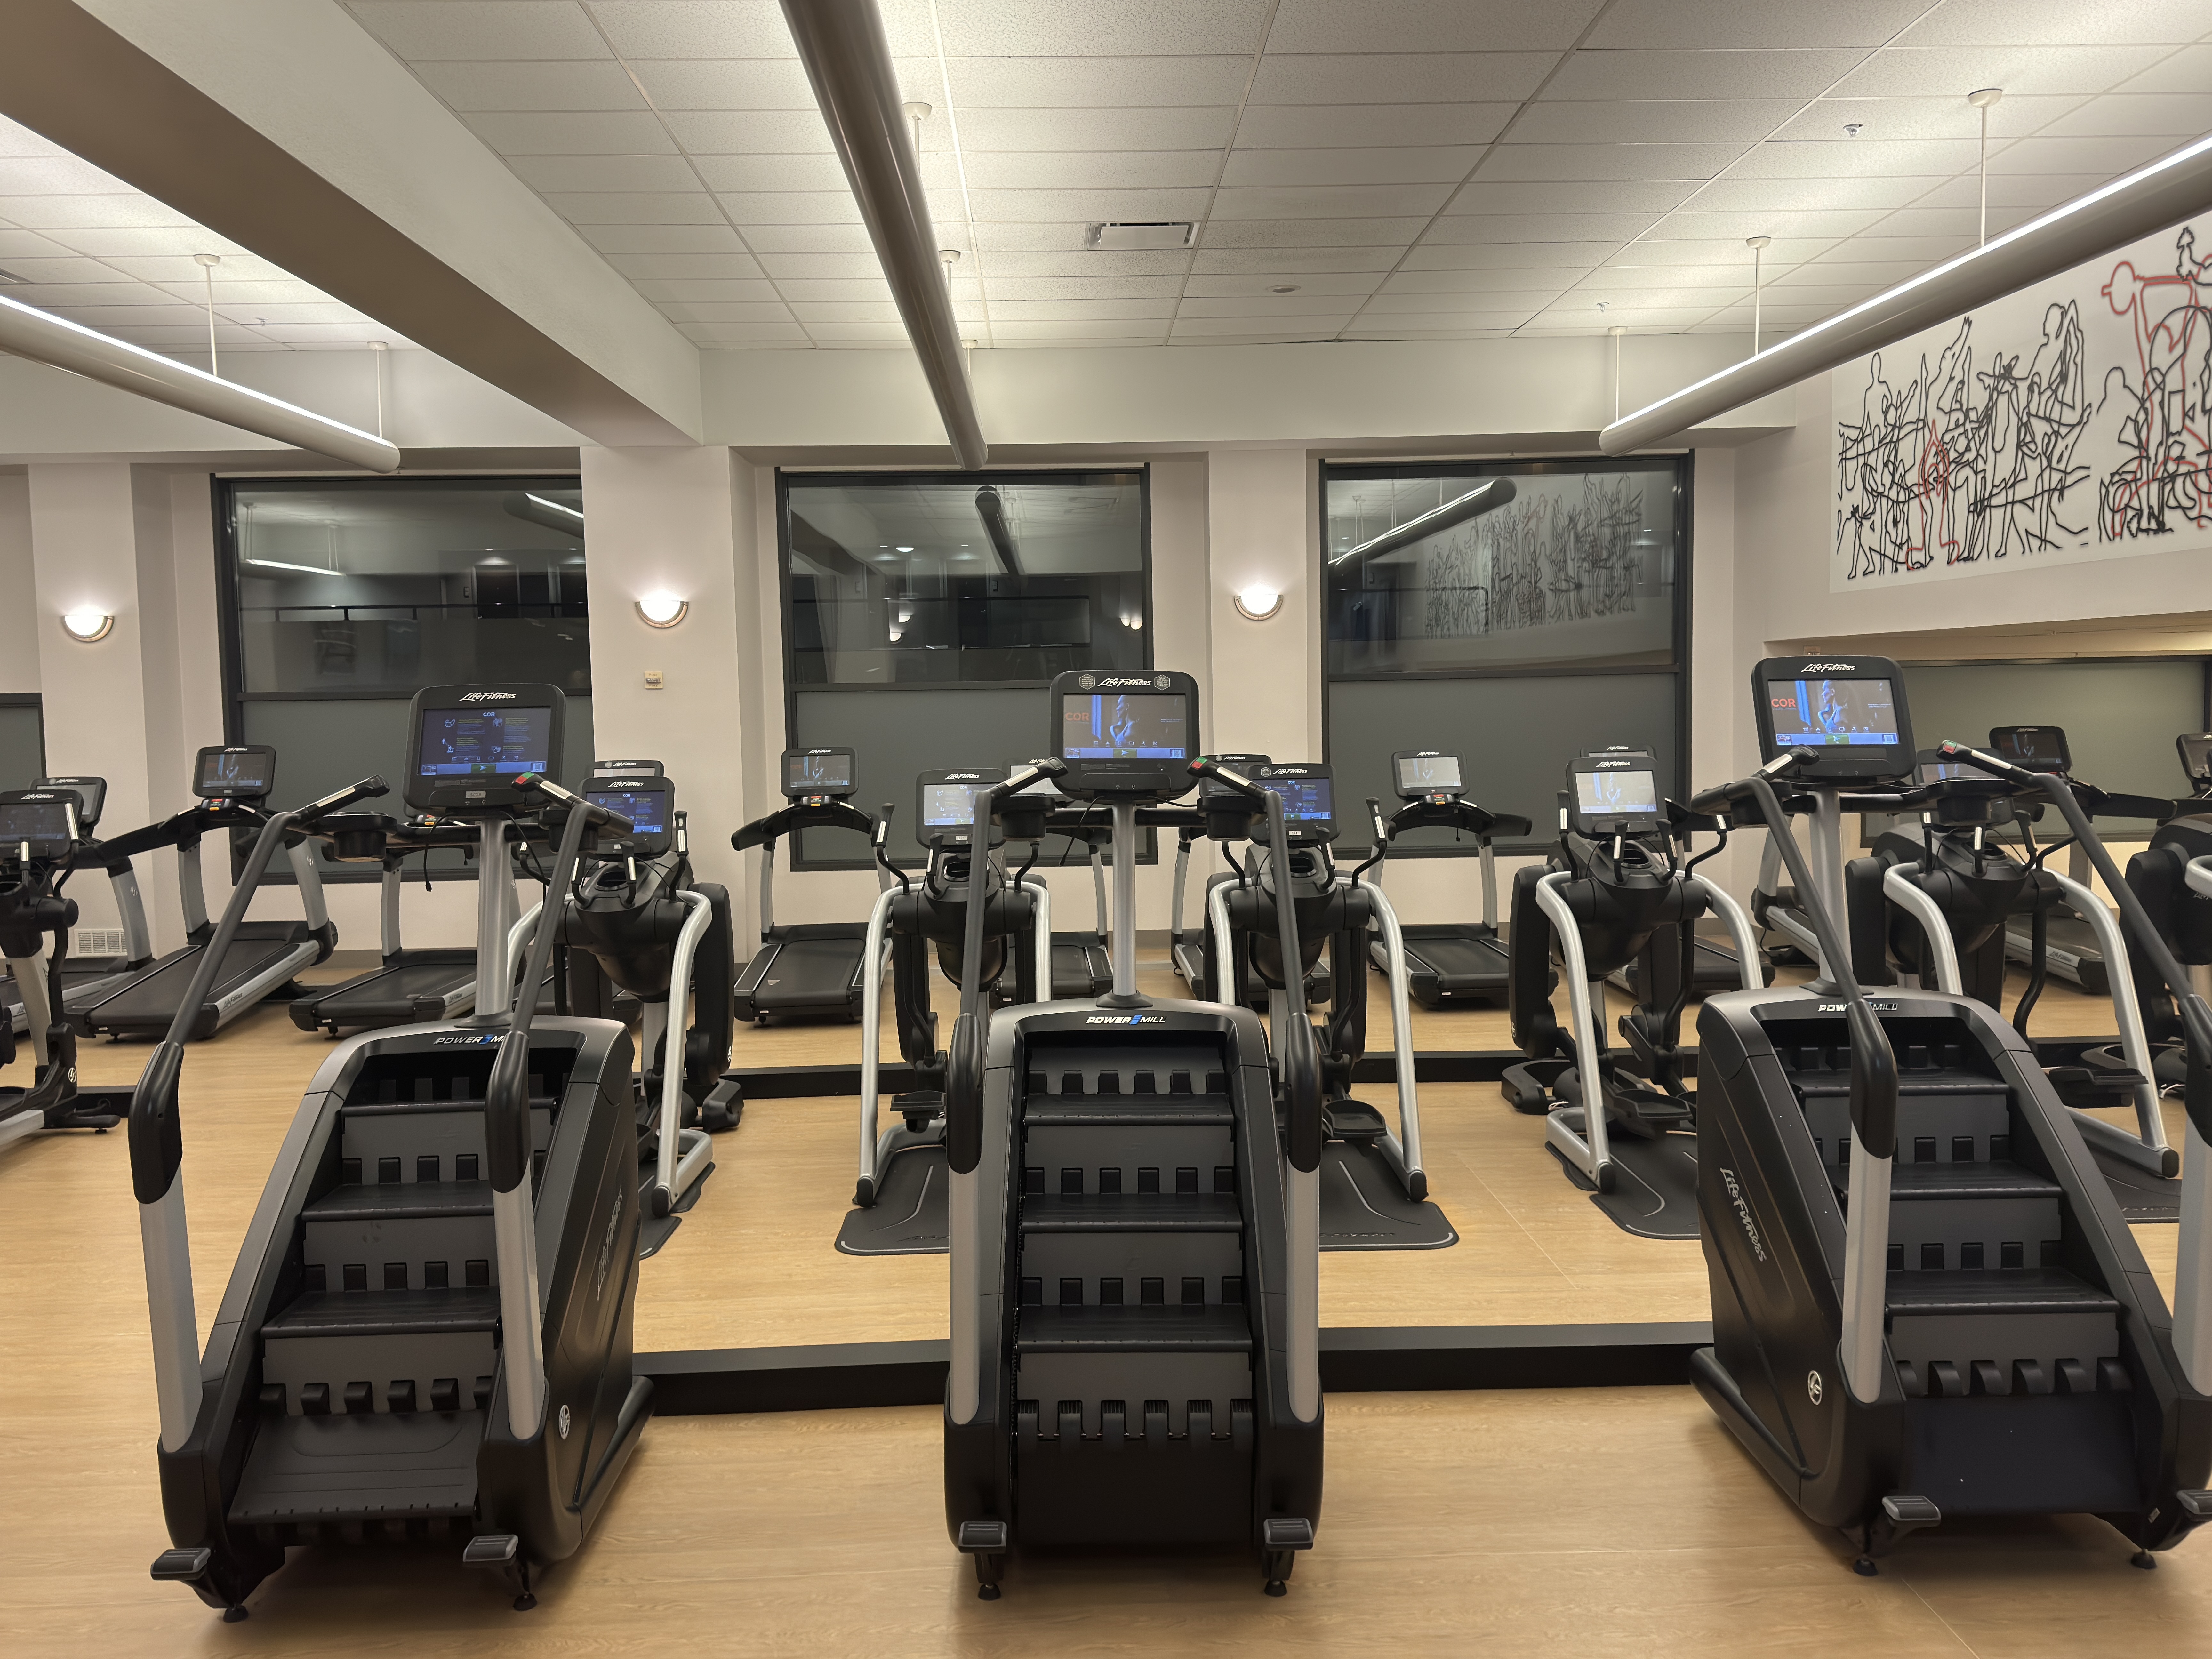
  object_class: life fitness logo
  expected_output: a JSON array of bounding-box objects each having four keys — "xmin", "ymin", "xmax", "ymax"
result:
[
  {"xmin": 1798, "ymin": 661, "xmax": 1860, "ymax": 673},
  {"xmin": 1596, "ymin": 759, "xmax": 1635, "ymax": 769},
  {"xmin": 945, "ymin": 773, "xmax": 980, "ymax": 780},
  {"xmin": 458, "ymin": 691, "xmax": 517, "ymax": 702},
  {"xmin": 1079, "ymin": 674, "xmax": 1171, "ymax": 690}
]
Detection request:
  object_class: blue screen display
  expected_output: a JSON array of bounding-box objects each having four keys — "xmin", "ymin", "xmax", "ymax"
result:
[
  {"xmin": 418, "ymin": 708, "xmax": 552, "ymax": 778},
  {"xmin": 587, "ymin": 789, "xmax": 663, "ymax": 837},
  {"xmin": 1765, "ymin": 677, "xmax": 1900, "ymax": 748},
  {"xmin": 1576, "ymin": 770, "xmax": 1658, "ymax": 816},
  {"xmin": 1262, "ymin": 776, "xmax": 1334, "ymax": 823},
  {"xmin": 1061, "ymin": 693, "xmax": 1187, "ymax": 760},
  {"xmin": 925, "ymin": 782, "xmax": 990, "ymax": 828}
]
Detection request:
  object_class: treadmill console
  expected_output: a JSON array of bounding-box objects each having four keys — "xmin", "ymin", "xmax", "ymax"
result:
[
  {"xmin": 583, "ymin": 773, "xmax": 675, "ymax": 859},
  {"xmin": 1989, "ymin": 726, "xmax": 2072, "ymax": 775},
  {"xmin": 2178, "ymin": 733, "xmax": 2212, "ymax": 790},
  {"xmin": 784, "ymin": 747, "xmax": 856, "ymax": 802},
  {"xmin": 1254, "ymin": 763, "xmax": 1337, "ymax": 845},
  {"xmin": 1049, "ymin": 669, "xmax": 1199, "ymax": 802},
  {"xmin": 35, "ymin": 775, "xmax": 106, "ymax": 831},
  {"xmin": 1566, "ymin": 751, "xmax": 1665, "ymax": 838},
  {"xmin": 1751, "ymin": 654, "xmax": 1912, "ymax": 783},
  {"xmin": 194, "ymin": 745, "xmax": 277, "ymax": 803},
  {"xmin": 0, "ymin": 789, "xmax": 80, "ymax": 859},
  {"xmin": 1391, "ymin": 750, "xmax": 1463, "ymax": 802},
  {"xmin": 917, "ymin": 768, "xmax": 1007, "ymax": 850},
  {"xmin": 404, "ymin": 682, "xmax": 565, "ymax": 813}
]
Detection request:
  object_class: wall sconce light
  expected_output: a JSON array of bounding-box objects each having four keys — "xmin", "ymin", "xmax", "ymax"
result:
[
  {"xmin": 635, "ymin": 591, "xmax": 688, "ymax": 629},
  {"xmin": 60, "ymin": 608, "xmax": 114, "ymax": 643},
  {"xmin": 1233, "ymin": 584, "xmax": 1283, "ymax": 622}
]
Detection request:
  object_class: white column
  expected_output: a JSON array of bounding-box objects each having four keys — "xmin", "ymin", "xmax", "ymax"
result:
[{"xmin": 1205, "ymin": 446, "xmax": 1318, "ymax": 762}]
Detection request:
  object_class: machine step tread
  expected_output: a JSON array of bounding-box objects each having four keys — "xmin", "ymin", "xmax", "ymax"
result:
[
  {"xmin": 1885, "ymin": 1267, "xmax": 2120, "ymax": 1317},
  {"xmin": 1019, "ymin": 1192, "xmax": 1243, "ymax": 1233},
  {"xmin": 262, "ymin": 1286, "xmax": 501, "ymax": 1339},
  {"xmin": 1015, "ymin": 1303, "xmax": 1253, "ymax": 1353},
  {"xmin": 1796, "ymin": 1075, "xmax": 2003, "ymax": 1098},
  {"xmin": 1885, "ymin": 1161, "xmax": 2064, "ymax": 1202},
  {"xmin": 337, "ymin": 1094, "xmax": 557, "ymax": 1118},
  {"xmin": 300, "ymin": 1180, "xmax": 494, "ymax": 1222},
  {"xmin": 228, "ymin": 1407, "xmax": 484, "ymax": 1526},
  {"xmin": 1022, "ymin": 1098, "xmax": 1234, "ymax": 1127}
]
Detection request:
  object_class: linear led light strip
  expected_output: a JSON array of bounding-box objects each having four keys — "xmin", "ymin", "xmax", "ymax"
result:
[
  {"xmin": 0, "ymin": 289, "xmax": 401, "ymax": 472},
  {"xmin": 1600, "ymin": 129, "xmax": 2212, "ymax": 455},
  {"xmin": 1327, "ymin": 477, "xmax": 1516, "ymax": 567}
]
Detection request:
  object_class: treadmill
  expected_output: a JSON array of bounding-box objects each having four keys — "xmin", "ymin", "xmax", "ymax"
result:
[
  {"xmin": 732, "ymin": 747, "xmax": 885, "ymax": 1023},
  {"xmin": 1010, "ymin": 763, "xmax": 1113, "ymax": 998},
  {"xmin": 71, "ymin": 745, "xmax": 338, "ymax": 1042},
  {"xmin": 1366, "ymin": 749, "xmax": 1526, "ymax": 1008},
  {"xmin": 1, "ymin": 775, "xmax": 156, "ymax": 1032}
]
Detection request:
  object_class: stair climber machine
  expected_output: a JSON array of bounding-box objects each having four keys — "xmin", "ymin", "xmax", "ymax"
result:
[
  {"xmin": 1500, "ymin": 750, "xmax": 1765, "ymax": 1202},
  {"xmin": 1009, "ymin": 763, "xmax": 1114, "ymax": 999},
  {"xmin": 1845, "ymin": 748, "xmax": 2181, "ymax": 1188},
  {"xmin": 75, "ymin": 746, "xmax": 338, "ymax": 1042},
  {"xmin": 1686, "ymin": 656, "xmax": 2212, "ymax": 1572},
  {"xmin": 1365, "ymin": 750, "xmax": 1529, "ymax": 1008},
  {"xmin": 942, "ymin": 670, "xmax": 1323, "ymax": 1600},
  {"xmin": 558, "ymin": 761, "xmax": 739, "ymax": 1248},
  {"xmin": 135, "ymin": 684, "xmax": 655, "ymax": 1619},
  {"xmin": 0, "ymin": 788, "xmax": 138, "ymax": 1152},
  {"xmin": 2, "ymin": 775, "xmax": 157, "ymax": 1034},
  {"xmin": 851, "ymin": 768, "xmax": 1047, "ymax": 1212},
  {"xmin": 732, "ymin": 748, "xmax": 886, "ymax": 1024}
]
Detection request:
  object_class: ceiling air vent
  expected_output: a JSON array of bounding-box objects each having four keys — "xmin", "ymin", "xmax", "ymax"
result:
[{"xmin": 1087, "ymin": 222, "xmax": 1194, "ymax": 251}]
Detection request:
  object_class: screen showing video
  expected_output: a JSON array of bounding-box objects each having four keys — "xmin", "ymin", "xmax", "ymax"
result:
[
  {"xmin": 1395, "ymin": 754, "xmax": 1462, "ymax": 793},
  {"xmin": 1261, "ymin": 776, "xmax": 1334, "ymax": 824},
  {"xmin": 1990, "ymin": 728, "xmax": 2069, "ymax": 773},
  {"xmin": 1575, "ymin": 769, "xmax": 1659, "ymax": 816},
  {"xmin": 39, "ymin": 779, "xmax": 104, "ymax": 823},
  {"xmin": 1006, "ymin": 761, "xmax": 1065, "ymax": 799},
  {"xmin": 924, "ymin": 782, "xmax": 991, "ymax": 829},
  {"xmin": 1060, "ymin": 693, "xmax": 1188, "ymax": 760},
  {"xmin": 786, "ymin": 751, "xmax": 851, "ymax": 792},
  {"xmin": 0, "ymin": 801, "xmax": 72, "ymax": 846},
  {"xmin": 197, "ymin": 749, "xmax": 272, "ymax": 794},
  {"xmin": 1916, "ymin": 759, "xmax": 1974, "ymax": 784},
  {"xmin": 587, "ymin": 789, "xmax": 663, "ymax": 838},
  {"xmin": 2184, "ymin": 735, "xmax": 2212, "ymax": 781},
  {"xmin": 417, "ymin": 707, "xmax": 552, "ymax": 779},
  {"xmin": 1765, "ymin": 677, "xmax": 1901, "ymax": 748}
]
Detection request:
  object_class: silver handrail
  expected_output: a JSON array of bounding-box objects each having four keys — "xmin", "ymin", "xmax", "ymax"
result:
[
  {"xmin": 1355, "ymin": 877, "xmax": 1423, "ymax": 1197},
  {"xmin": 1534, "ymin": 870, "xmax": 1613, "ymax": 1189},
  {"xmin": 652, "ymin": 891, "xmax": 716, "ymax": 1215},
  {"xmin": 854, "ymin": 884, "xmax": 899, "ymax": 1200}
]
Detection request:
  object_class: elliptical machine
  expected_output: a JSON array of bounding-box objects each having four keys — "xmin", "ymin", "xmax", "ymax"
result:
[
  {"xmin": 1501, "ymin": 749, "xmax": 1764, "ymax": 1195},
  {"xmin": 136, "ymin": 684, "xmax": 654, "ymax": 1618},
  {"xmin": 2118, "ymin": 732, "xmax": 2212, "ymax": 1094}
]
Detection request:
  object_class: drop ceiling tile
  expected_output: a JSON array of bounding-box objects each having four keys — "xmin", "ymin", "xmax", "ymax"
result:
[
  {"xmin": 661, "ymin": 110, "xmax": 832, "ymax": 154},
  {"xmin": 0, "ymin": 195, "xmax": 194, "ymax": 229},
  {"xmin": 1909, "ymin": 172, "xmax": 2107, "ymax": 209},
  {"xmin": 461, "ymin": 112, "xmax": 675, "ymax": 154},
  {"xmin": 772, "ymin": 277, "xmax": 895, "ymax": 301},
  {"xmin": 1767, "ymin": 257, "xmax": 1936, "ymax": 286},
  {"xmin": 989, "ymin": 298, "xmax": 1181, "ymax": 320},
  {"xmin": 1542, "ymin": 49, "xmax": 1865, "ymax": 101},
  {"xmin": 411, "ymin": 59, "xmax": 649, "ymax": 111},
  {"xmin": 1505, "ymin": 99, "xmax": 1807, "ymax": 145},
  {"xmin": 1169, "ymin": 315, "xmax": 1358, "ymax": 336},
  {"xmin": 100, "ymin": 253, "xmax": 304, "ymax": 283},
  {"xmin": 1176, "ymin": 293, "xmax": 1370, "ymax": 317},
  {"xmin": 627, "ymin": 57, "xmax": 819, "ymax": 109},
  {"xmin": 1476, "ymin": 142, "xmax": 1751, "ymax": 182},
  {"xmin": 945, "ymin": 56, "xmax": 1254, "ymax": 109},
  {"xmin": 1449, "ymin": 179, "xmax": 1698, "ymax": 214},
  {"xmin": 652, "ymin": 299, "xmax": 796, "ymax": 321},
  {"xmin": 1234, "ymin": 103, "xmax": 1517, "ymax": 149},
  {"xmin": 22, "ymin": 227, "xmax": 244, "ymax": 257},
  {"xmin": 789, "ymin": 301, "xmax": 904, "ymax": 322},
  {"xmin": 212, "ymin": 302, "xmax": 376, "ymax": 325},
  {"xmin": 0, "ymin": 228, "xmax": 79, "ymax": 259},
  {"xmin": 1190, "ymin": 246, "xmax": 1402, "ymax": 273},
  {"xmin": 1589, "ymin": 0, "xmax": 1931, "ymax": 49},
  {"xmin": 1857, "ymin": 204, "xmax": 2038, "ymax": 238},
  {"xmin": 692, "ymin": 153, "xmax": 852, "ymax": 192},
  {"xmin": 345, "ymin": 2, "xmax": 610, "ymax": 60},
  {"xmin": 1199, "ymin": 216, "xmax": 1431, "ymax": 246},
  {"xmin": 1896, "ymin": 0, "xmax": 2211, "ymax": 47},
  {"xmin": 729, "ymin": 222, "xmax": 881, "ymax": 252},
  {"xmin": 1359, "ymin": 290, "xmax": 1557, "ymax": 315},
  {"xmin": 1268, "ymin": 0, "xmax": 1600, "ymax": 53},
  {"xmin": 1689, "ymin": 175, "xmax": 1942, "ymax": 212},
  {"xmin": 628, "ymin": 276, "xmax": 783, "ymax": 301},
  {"xmin": 713, "ymin": 190, "xmax": 864, "ymax": 224},
  {"xmin": 1650, "ymin": 207, "xmax": 1887, "ymax": 238},
  {"xmin": 42, "ymin": 302, "xmax": 204, "ymax": 327},
  {"xmin": 1831, "ymin": 47, "xmax": 2165, "ymax": 99},
  {"xmin": 2119, "ymin": 46, "xmax": 2212, "ymax": 96},
  {"xmin": 1377, "ymin": 266, "xmax": 1583, "ymax": 293},
  {"xmin": 0, "ymin": 155, "xmax": 134, "ymax": 194},
  {"xmin": 6, "ymin": 280, "xmax": 150, "ymax": 307},
  {"xmin": 587, "ymin": 1, "xmax": 799, "ymax": 60},
  {"xmin": 1772, "ymin": 94, "xmax": 2085, "ymax": 140},
  {"xmin": 0, "ymin": 116, "xmax": 67, "ymax": 158},
  {"xmin": 957, "ymin": 106, "xmax": 1238, "ymax": 153},
  {"xmin": 508, "ymin": 154, "xmax": 700, "ymax": 192},
  {"xmin": 1183, "ymin": 272, "xmax": 1384, "ymax": 297},
  {"xmin": 1599, "ymin": 237, "xmax": 1831, "ymax": 267},
  {"xmin": 1251, "ymin": 54, "xmax": 1558, "ymax": 105},
  {"xmin": 1339, "ymin": 323, "xmax": 1518, "ymax": 338},
  {"xmin": 964, "ymin": 152, "xmax": 1223, "ymax": 191},
  {"xmin": 676, "ymin": 320, "xmax": 811, "ymax": 342},
  {"xmin": 929, "ymin": 1, "xmax": 1271, "ymax": 56},
  {"xmin": 1547, "ymin": 264, "xmax": 1752, "ymax": 291},
  {"xmin": 967, "ymin": 188, "xmax": 1213, "ymax": 221},
  {"xmin": 2039, "ymin": 93, "xmax": 2212, "ymax": 137},
  {"xmin": 983, "ymin": 275, "xmax": 1187, "ymax": 300},
  {"xmin": 754, "ymin": 251, "xmax": 885, "ymax": 279},
  {"xmin": 1731, "ymin": 136, "xmax": 1984, "ymax": 176},
  {"xmin": 1421, "ymin": 212, "xmax": 1658, "ymax": 242},
  {"xmin": 1990, "ymin": 133, "xmax": 2187, "ymax": 173},
  {"xmin": 1810, "ymin": 232, "xmax": 1971, "ymax": 262},
  {"xmin": 988, "ymin": 250, "xmax": 1196, "ymax": 276},
  {"xmin": 580, "ymin": 222, "xmax": 748, "ymax": 252},
  {"xmin": 605, "ymin": 251, "xmax": 767, "ymax": 279},
  {"xmin": 1727, "ymin": 283, "xmax": 1886, "ymax": 309},
  {"xmin": 0, "ymin": 256, "xmax": 117, "ymax": 283},
  {"xmin": 1531, "ymin": 302, "xmax": 1715, "ymax": 325},
  {"xmin": 1400, "ymin": 239, "xmax": 1625, "ymax": 268},
  {"xmin": 541, "ymin": 190, "xmax": 725, "ymax": 223},
  {"xmin": 1211, "ymin": 184, "xmax": 1455, "ymax": 220},
  {"xmin": 149, "ymin": 279, "xmax": 330, "ymax": 304}
]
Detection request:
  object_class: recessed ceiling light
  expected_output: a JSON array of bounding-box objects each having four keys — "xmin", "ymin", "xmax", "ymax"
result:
[
  {"xmin": 1270, "ymin": 284, "xmax": 1299, "ymax": 294},
  {"xmin": 895, "ymin": 544, "xmax": 915, "ymax": 552}
]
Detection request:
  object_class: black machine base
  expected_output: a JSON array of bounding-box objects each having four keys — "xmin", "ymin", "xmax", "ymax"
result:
[
  {"xmin": 1318, "ymin": 1143, "xmax": 1456, "ymax": 1250},
  {"xmin": 638, "ymin": 1163, "xmax": 712, "ymax": 1259},
  {"xmin": 1546, "ymin": 1135, "xmax": 1699, "ymax": 1241},
  {"xmin": 835, "ymin": 1145, "xmax": 950, "ymax": 1256}
]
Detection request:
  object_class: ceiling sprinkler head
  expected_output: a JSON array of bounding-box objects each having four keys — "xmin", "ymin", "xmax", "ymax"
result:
[
  {"xmin": 1842, "ymin": 122, "xmax": 1863, "ymax": 136},
  {"xmin": 1596, "ymin": 301, "xmax": 1608, "ymax": 312},
  {"xmin": 1270, "ymin": 284, "xmax": 1299, "ymax": 293}
]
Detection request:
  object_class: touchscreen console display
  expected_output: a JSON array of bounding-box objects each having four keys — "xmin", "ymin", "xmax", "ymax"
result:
[
  {"xmin": 787, "ymin": 751, "xmax": 852, "ymax": 792},
  {"xmin": 924, "ymin": 781, "xmax": 991, "ymax": 829},
  {"xmin": 1395, "ymin": 754, "xmax": 1462, "ymax": 793},
  {"xmin": 198, "ymin": 749, "xmax": 273, "ymax": 795},
  {"xmin": 1764, "ymin": 677, "xmax": 1901, "ymax": 748},
  {"xmin": 1261, "ymin": 776, "xmax": 1334, "ymax": 823},
  {"xmin": 417, "ymin": 707, "xmax": 553, "ymax": 779},
  {"xmin": 1575, "ymin": 769, "xmax": 1659, "ymax": 816},
  {"xmin": 587, "ymin": 789, "xmax": 663, "ymax": 838},
  {"xmin": 0, "ymin": 800, "xmax": 73, "ymax": 847},
  {"xmin": 1060, "ymin": 693, "xmax": 1189, "ymax": 760}
]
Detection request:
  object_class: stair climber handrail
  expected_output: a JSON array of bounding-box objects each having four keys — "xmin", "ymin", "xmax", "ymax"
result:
[
  {"xmin": 492, "ymin": 776, "xmax": 631, "ymax": 1441},
  {"xmin": 1693, "ymin": 754, "xmax": 1900, "ymax": 1405},
  {"xmin": 129, "ymin": 774, "xmax": 387, "ymax": 1453}
]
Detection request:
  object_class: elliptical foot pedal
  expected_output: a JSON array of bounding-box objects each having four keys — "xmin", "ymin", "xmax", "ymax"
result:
[
  {"xmin": 700, "ymin": 1078, "xmax": 743, "ymax": 1133},
  {"xmin": 1500, "ymin": 1059, "xmax": 1569, "ymax": 1115},
  {"xmin": 957, "ymin": 1519, "xmax": 1008, "ymax": 1601},
  {"xmin": 1323, "ymin": 1098, "xmax": 1386, "ymax": 1147},
  {"xmin": 1261, "ymin": 1516, "xmax": 1314, "ymax": 1595}
]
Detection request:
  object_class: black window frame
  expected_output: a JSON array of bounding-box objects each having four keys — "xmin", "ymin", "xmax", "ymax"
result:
[{"xmin": 1319, "ymin": 453, "xmax": 1694, "ymax": 858}]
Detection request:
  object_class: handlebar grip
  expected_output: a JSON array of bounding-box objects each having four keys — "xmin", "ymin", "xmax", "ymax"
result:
[
  {"xmin": 1687, "ymin": 784, "xmax": 1738, "ymax": 816},
  {"xmin": 300, "ymin": 775, "xmax": 389, "ymax": 822},
  {"xmin": 512, "ymin": 773, "xmax": 631, "ymax": 833}
]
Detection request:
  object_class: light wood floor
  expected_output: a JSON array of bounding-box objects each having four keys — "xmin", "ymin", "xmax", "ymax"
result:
[{"xmin": 0, "ymin": 955, "xmax": 2201, "ymax": 1653}]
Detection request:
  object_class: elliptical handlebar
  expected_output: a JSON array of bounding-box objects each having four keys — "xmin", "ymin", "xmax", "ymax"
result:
[{"xmin": 514, "ymin": 773, "xmax": 633, "ymax": 837}]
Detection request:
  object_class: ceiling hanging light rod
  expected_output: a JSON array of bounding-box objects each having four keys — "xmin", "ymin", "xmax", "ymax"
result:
[
  {"xmin": 1327, "ymin": 477, "xmax": 1517, "ymax": 568},
  {"xmin": 1970, "ymin": 87, "xmax": 2004, "ymax": 248},
  {"xmin": 783, "ymin": 0, "xmax": 986, "ymax": 469},
  {"xmin": 1600, "ymin": 127, "xmax": 2212, "ymax": 457},
  {"xmin": 0, "ymin": 290, "xmax": 400, "ymax": 471}
]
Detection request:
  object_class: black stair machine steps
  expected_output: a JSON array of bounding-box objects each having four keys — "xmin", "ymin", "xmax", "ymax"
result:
[
  {"xmin": 731, "ymin": 748, "xmax": 886, "ymax": 1024},
  {"xmin": 135, "ymin": 684, "xmax": 655, "ymax": 1619},
  {"xmin": 943, "ymin": 671, "xmax": 1322, "ymax": 1600},
  {"xmin": 0, "ymin": 788, "xmax": 137, "ymax": 1153},
  {"xmin": 74, "ymin": 746, "xmax": 339, "ymax": 1042},
  {"xmin": 2, "ymin": 775, "xmax": 158, "ymax": 1035},
  {"xmin": 1686, "ymin": 655, "xmax": 2212, "ymax": 1571},
  {"xmin": 1366, "ymin": 749, "xmax": 1530, "ymax": 1009}
]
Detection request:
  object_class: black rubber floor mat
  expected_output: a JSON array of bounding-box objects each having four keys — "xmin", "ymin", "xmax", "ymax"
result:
[
  {"xmin": 836, "ymin": 1146, "xmax": 949, "ymax": 1255},
  {"xmin": 1318, "ymin": 1142, "xmax": 1457, "ymax": 1251},
  {"xmin": 1548, "ymin": 1133, "xmax": 1700, "ymax": 1241},
  {"xmin": 2091, "ymin": 1142, "xmax": 2182, "ymax": 1223}
]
